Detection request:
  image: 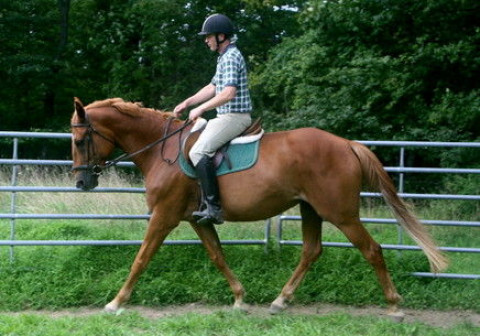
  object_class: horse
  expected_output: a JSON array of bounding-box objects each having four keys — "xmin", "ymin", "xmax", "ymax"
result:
[{"xmin": 70, "ymin": 97, "xmax": 448, "ymax": 317}]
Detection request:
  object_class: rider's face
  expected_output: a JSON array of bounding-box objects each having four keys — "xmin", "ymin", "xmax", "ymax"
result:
[{"xmin": 205, "ymin": 34, "xmax": 218, "ymax": 51}]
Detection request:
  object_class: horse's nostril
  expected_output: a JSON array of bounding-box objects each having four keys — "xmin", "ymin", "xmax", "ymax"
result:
[{"xmin": 76, "ymin": 180, "xmax": 84, "ymax": 189}]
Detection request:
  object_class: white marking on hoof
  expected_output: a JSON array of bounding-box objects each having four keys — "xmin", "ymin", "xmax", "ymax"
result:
[
  {"xmin": 269, "ymin": 302, "xmax": 287, "ymax": 315},
  {"xmin": 104, "ymin": 301, "xmax": 120, "ymax": 313},
  {"xmin": 269, "ymin": 296, "xmax": 289, "ymax": 315}
]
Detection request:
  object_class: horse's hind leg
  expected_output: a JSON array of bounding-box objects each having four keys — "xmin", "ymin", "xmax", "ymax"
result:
[
  {"xmin": 191, "ymin": 222, "xmax": 247, "ymax": 311},
  {"xmin": 335, "ymin": 219, "xmax": 404, "ymax": 317},
  {"xmin": 270, "ymin": 202, "xmax": 323, "ymax": 314}
]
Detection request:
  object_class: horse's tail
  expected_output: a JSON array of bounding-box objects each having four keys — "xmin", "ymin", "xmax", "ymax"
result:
[{"xmin": 349, "ymin": 141, "xmax": 448, "ymax": 273}]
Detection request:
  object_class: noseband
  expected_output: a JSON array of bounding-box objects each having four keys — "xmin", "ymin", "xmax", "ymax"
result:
[{"xmin": 71, "ymin": 116, "xmax": 193, "ymax": 175}]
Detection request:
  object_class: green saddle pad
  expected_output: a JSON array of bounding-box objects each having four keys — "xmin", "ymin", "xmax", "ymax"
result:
[{"xmin": 179, "ymin": 140, "xmax": 260, "ymax": 178}]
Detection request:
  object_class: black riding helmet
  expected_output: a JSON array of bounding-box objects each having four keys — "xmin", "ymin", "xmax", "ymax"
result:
[
  {"xmin": 198, "ymin": 14, "xmax": 234, "ymax": 36},
  {"xmin": 198, "ymin": 14, "xmax": 235, "ymax": 50}
]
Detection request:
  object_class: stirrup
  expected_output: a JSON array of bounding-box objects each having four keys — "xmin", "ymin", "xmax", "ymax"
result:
[
  {"xmin": 197, "ymin": 215, "xmax": 224, "ymax": 225},
  {"xmin": 192, "ymin": 208, "xmax": 224, "ymax": 225}
]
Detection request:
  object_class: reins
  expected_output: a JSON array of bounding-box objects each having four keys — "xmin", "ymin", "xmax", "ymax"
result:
[
  {"xmin": 105, "ymin": 118, "xmax": 192, "ymax": 169},
  {"xmin": 160, "ymin": 116, "xmax": 183, "ymax": 165},
  {"xmin": 72, "ymin": 117, "xmax": 193, "ymax": 174}
]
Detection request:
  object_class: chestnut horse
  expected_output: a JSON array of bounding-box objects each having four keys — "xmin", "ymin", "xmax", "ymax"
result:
[{"xmin": 70, "ymin": 97, "xmax": 447, "ymax": 316}]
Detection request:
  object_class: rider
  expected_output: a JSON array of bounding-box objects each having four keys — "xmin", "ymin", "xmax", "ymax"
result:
[{"xmin": 173, "ymin": 14, "xmax": 253, "ymax": 225}]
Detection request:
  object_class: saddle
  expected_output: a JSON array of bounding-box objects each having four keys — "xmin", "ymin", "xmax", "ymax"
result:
[{"xmin": 182, "ymin": 117, "xmax": 264, "ymax": 169}]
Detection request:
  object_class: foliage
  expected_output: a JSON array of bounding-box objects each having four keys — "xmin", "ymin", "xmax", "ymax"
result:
[
  {"xmin": 0, "ymin": 0, "xmax": 61, "ymax": 130},
  {"xmin": 251, "ymin": 0, "xmax": 480, "ymax": 142},
  {"xmin": 2, "ymin": 0, "xmax": 478, "ymax": 140},
  {"xmin": 0, "ymin": 0, "xmax": 300, "ymax": 133},
  {"xmin": 0, "ymin": 0, "xmax": 478, "ymax": 191}
]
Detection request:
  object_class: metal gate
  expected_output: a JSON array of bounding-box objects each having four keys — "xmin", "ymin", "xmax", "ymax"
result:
[{"xmin": 1, "ymin": 131, "xmax": 479, "ymax": 279}]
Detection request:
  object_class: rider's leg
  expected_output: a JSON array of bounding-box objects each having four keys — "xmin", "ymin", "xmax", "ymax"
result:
[{"xmin": 189, "ymin": 113, "xmax": 251, "ymax": 225}]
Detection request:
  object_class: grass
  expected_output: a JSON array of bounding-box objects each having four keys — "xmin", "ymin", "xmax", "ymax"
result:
[
  {"xmin": 0, "ymin": 167, "xmax": 479, "ymax": 334},
  {"xmin": 0, "ymin": 309, "xmax": 478, "ymax": 336}
]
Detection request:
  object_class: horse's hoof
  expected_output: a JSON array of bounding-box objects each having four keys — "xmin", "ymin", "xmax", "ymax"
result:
[
  {"xmin": 268, "ymin": 303, "xmax": 286, "ymax": 315},
  {"xmin": 104, "ymin": 302, "xmax": 120, "ymax": 313}
]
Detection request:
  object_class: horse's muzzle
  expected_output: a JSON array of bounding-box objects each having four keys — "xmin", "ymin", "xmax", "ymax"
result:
[{"xmin": 75, "ymin": 170, "xmax": 99, "ymax": 191}]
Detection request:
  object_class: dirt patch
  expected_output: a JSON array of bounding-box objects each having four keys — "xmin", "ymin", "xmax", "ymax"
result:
[{"xmin": 5, "ymin": 303, "xmax": 479, "ymax": 328}]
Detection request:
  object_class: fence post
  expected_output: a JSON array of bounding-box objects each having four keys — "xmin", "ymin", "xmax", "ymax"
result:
[
  {"xmin": 9, "ymin": 138, "xmax": 19, "ymax": 262},
  {"xmin": 397, "ymin": 147, "xmax": 405, "ymax": 249}
]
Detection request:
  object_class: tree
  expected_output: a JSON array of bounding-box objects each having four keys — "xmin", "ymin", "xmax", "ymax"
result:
[
  {"xmin": 66, "ymin": 0, "xmax": 302, "ymax": 110},
  {"xmin": 0, "ymin": 0, "xmax": 301, "ymax": 160},
  {"xmin": 0, "ymin": 0, "xmax": 301, "ymax": 132},
  {"xmin": 251, "ymin": 0, "xmax": 480, "ymax": 142},
  {"xmin": 0, "ymin": 0, "xmax": 60, "ymax": 130}
]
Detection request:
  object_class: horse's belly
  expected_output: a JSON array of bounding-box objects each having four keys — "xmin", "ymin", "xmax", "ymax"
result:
[{"xmin": 221, "ymin": 188, "xmax": 298, "ymax": 221}]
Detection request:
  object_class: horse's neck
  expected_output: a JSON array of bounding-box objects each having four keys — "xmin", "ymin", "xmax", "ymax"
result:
[{"xmin": 114, "ymin": 117, "xmax": 183, "ymax": 175}]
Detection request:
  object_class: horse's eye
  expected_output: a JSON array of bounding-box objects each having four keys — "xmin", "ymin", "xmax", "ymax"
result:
[{"xmin": 75, "ymin": 139, "xmax": 85, "ymax": 147}]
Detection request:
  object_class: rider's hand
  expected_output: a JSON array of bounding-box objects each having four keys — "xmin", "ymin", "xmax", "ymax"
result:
[
  {"xmin": 188, "ymin": 107, "xmax": 205, "ymax": 121},
  {"xmin": 173, "ymin": 102, "xmax": 188, "ymax": 118}
]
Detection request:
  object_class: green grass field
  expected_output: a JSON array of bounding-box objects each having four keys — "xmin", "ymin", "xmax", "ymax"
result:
[
  {"xmin": 0, "ymin": 309, "xmax": 478, "ymax": 336},
  {"xmin": 1, "ymin": 167, "xmax": 479, "ymax": 335}
]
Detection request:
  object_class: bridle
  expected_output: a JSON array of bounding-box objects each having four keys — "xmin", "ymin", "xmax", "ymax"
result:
[
  {"xmin": 71, "ymin": 115, "xmax": 192, "ymax": 175},
  {"xmin": 71, "ymin": 116, "xmax": 114, "ymax": 176}
]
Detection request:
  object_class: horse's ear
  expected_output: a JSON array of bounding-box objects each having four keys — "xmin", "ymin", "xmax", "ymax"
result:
[{"xmin": 74, "ymin": 97, "xmax": 86, "ymax": 121}]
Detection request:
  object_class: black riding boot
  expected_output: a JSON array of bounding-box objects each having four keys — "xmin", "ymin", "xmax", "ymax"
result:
[{"xmin": 192, "ymin": 155, "xmax": 224, "ymax": 225}]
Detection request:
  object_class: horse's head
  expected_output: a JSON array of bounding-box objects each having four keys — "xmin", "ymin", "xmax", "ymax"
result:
[{"xmin": 71, "ymin": 97, "xmax": 116, "ymax": 191}]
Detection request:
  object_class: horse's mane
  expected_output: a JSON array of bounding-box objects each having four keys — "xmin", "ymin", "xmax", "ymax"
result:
[{"xmin": 86, "ymin": 98, "xmax": 173, "ymax": 119}]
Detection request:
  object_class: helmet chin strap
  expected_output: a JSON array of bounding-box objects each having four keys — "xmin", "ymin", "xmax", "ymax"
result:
[{"xmin": 214, "ymin": 33, "xmax": 227, "ymax": 52}]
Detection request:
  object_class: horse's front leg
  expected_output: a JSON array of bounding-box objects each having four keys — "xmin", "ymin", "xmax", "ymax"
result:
[
  {"xmin": 104, "ymin": 207, "xmax": 180, "ymax": 312},
  {"xmin": 191, "ymin": 222, "xmax": 247, "ymax": 312}
]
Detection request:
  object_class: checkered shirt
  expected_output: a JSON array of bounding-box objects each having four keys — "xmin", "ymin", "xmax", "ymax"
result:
[{"xmin": 211, "ymin": 44, "xmax": 252, "ymax": 114}]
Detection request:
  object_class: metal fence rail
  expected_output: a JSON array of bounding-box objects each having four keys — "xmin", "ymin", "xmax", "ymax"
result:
[
  {"xmin": 0, "ymin": 131, "xmax": 271, "ymax": 256},
  {"xmin": 275, "ymin": 141, "xmax": 480, "ymax": 280},
  {"xmin": 1, "ymin": 131, "xmax": 479, "ymax": 279}
]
